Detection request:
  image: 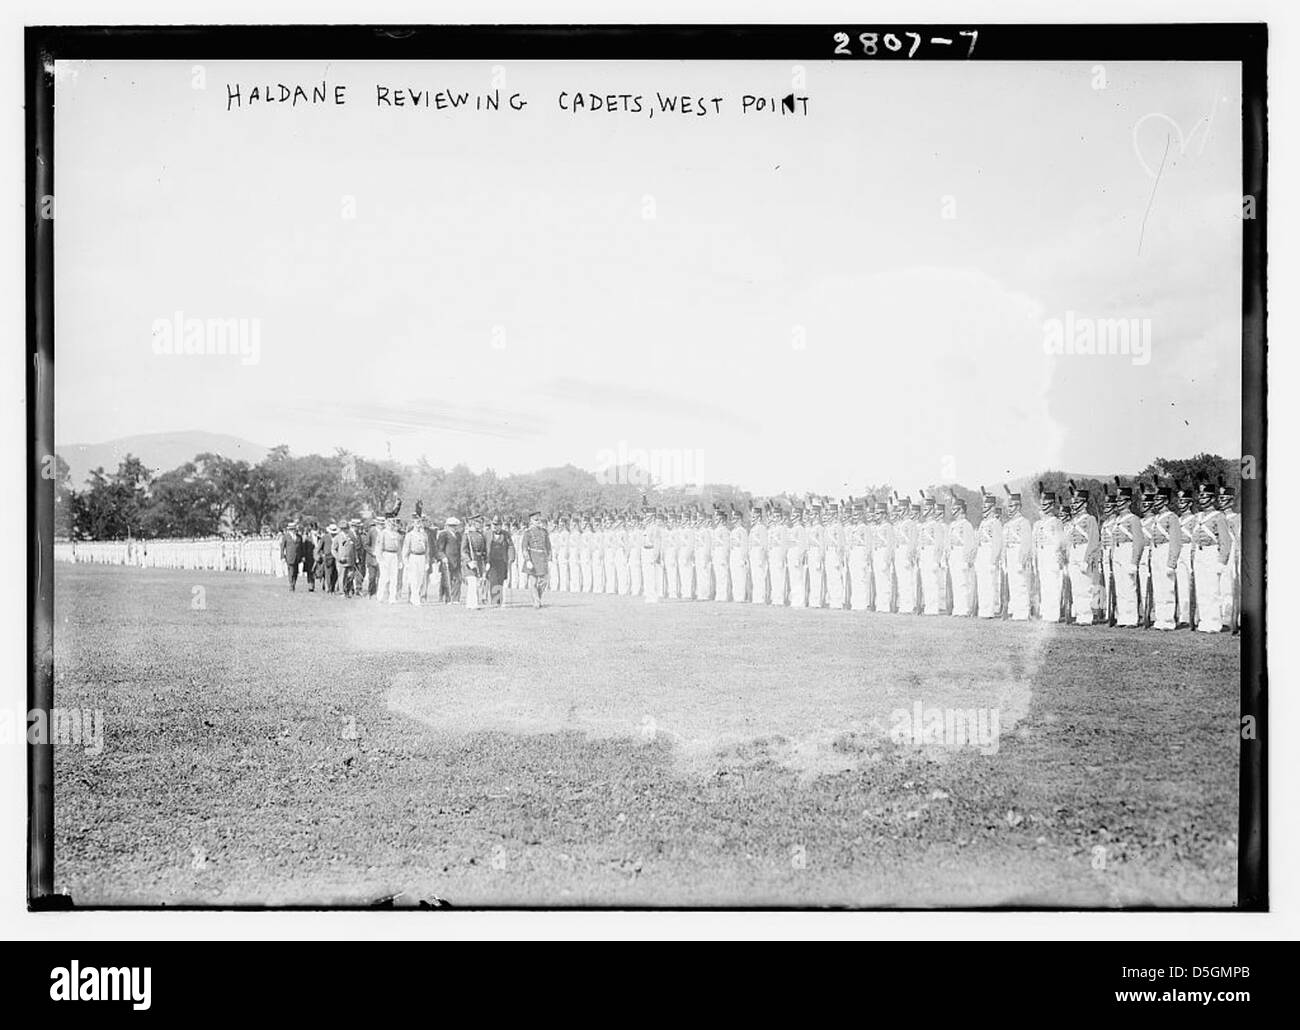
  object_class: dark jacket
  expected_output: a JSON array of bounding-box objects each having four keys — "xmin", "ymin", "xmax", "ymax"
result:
[
  {"xmin": 281, "ymin": 531, "xmax": 302, "ymax": 565},
  {"xmin": 436, "ymin": 529, "xmax": 463, "ymax": 569}
]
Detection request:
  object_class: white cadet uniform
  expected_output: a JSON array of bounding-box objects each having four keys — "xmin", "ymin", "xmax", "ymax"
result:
[
  {"xmin": 711, "ymin": 520, "xmax": 730, "ymax": 602},
  {"xmin": 918, "ymin": 511, "xmax": 948, "ymax": 615},
  {"xmin": 947, "ymin": 511, "xmax": 978, "ymax": 617},
  {"xmin": 662, "ymin": 522, "xmax": 679, "ymax": 599},
  {"xmin": 1141, "ymin": 503, "xmax": 1182, "ymax": 630},
  {"xmin": 1175, "ymin": 505, "xmax": 1197, "ymax": 627},
  {"xmin": 627, "ymin": 523, "xmax": 644, "ymax": 596},
  {"xmin": 767, "ymin": 519, "xmax": 788, "ymax": 607},
  {"xmin": 676, "ymin": 522, "xmax": 695, "ymax": 600},
  {"xmin": 805, "ymin": 519, "xmax": 825, "ymax": 609},
  {"xmin": 872, "ymin": 516, "xmax": 895, "ymax": 613},
  {"xmin": 641, "ymin": 521, "xmax": 662, "ymax": 603},
  {"xmin": 748, "ymin": 518, "xmax": 769, "ymax": 605},
  {"xmin": 894, "ymin": 513, "xmax": 919, "ymax": 615},
  {"xmin": 1065, "ymin": 507, "xmax": 1100, "ymax": 625},
  {"xmin": 401, "ymin": 526, "xmax": 429, "ymax": 606},
  {"xmin": 1032, "ymin": 508, "xmax": 1067, "ymax": 622},
  {"xmin": 1111, "ymin": 505, "xmax": 1145, "ymax": 627},
  {"xmin": 848, "ymin": 516, "xmax": 872, "ymax": 611},
  {"xmin": 786, "ymin": 520, "xmax": 808, "ymax": 608},
  {"xmin": 975, "ymin": 507, "xmax": 1004, "ymax": 619},
  {"xmin": 825, "ymin": 517, "xmax": 847, "ymax": 610},
  {"xmin": 1002, "ymin": 506, "xmax": 1032, "ymax": 621},
  {"xmin": 729, "ymin": 520, "xmax": 749, "ymax": 603},
  {"xmin": 693, "ymin": 522, "xmax": 712, "ymax": 600},
  {"xmin": 1191, "ymin": 502, "xmax": 1231, "ymax": 632}
]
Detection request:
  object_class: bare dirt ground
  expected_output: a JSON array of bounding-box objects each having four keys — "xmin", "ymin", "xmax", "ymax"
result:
[{"xmin": 51, "ymin": 563, "xmax": 1240, "ymax": 907}]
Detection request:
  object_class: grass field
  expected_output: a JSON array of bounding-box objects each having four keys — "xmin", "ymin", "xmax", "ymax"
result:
[{"xmin": 51, "ymin": 563, "xmax": 1240, "ymax": 907}]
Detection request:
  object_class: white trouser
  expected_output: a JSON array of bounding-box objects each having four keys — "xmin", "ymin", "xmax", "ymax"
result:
[
  {"xmin": 663, "ymin": 551, "xmax": 679, "ymax": 598},
  {"xmin": 1175, "ymin": 553, "xmax": 1193, "ymax": 626},
  {"xmin": 464, "ymin": 570, "xmax": 481, "ymax": 609},
  {"xmin": 948, "ymin": 554, "xmax": 973, "ymax": 617},
  {"xmin": 677, "ymin": 557, "xmax": 693, "ymax": 600},
  {"xmin": 642, "ymin": 552, "xmax": 660, "ymax": 603},
  {"xmin": 896, "ymin": 558, "xmax": 917, "ymax": 614},
  {"xmin": 550, "ymin": 554, "xmax": 562, "ymax": 591},
  {"xmin": 1147, "ymin": 543, "xmax": 1177, "ymax": 630},
  {"xmin": 568, "ymin": 555, "xmax": 581, "ymax": 592},
  {"xmin": 405, "ymin": 554, "xmax": 428, "ymax": 606},
  {"xmin": 1219, "ymin": 546, "xmax": 1238, "ymax": 629},
  {"xmin": 378, "ymin": 551, "xmax": 400, "ymax": 603},
  {"xmin": 1067, "ymin": 545, "xmax": 1095, "ymax": 624},
  {"xmin": 712, "ymin": 547, "xmax": 729, "ymax": 602},
  {"xmin": 749, "ymin": 548, "xmax": 768, "ymax": 604},
  {"xmin": 616, "ymin": 551, "xmax": 630, "ymax": 595},
  {"xmin": 806, "ymin": 549, "xmax": 824, "ymax": 608},
  {"xmin": 555, "ymin": 553, "xmax": 569, "ymax": 592},
  {"xmin": 629, "ymin": 552, "xmax": 643, "ymax": 596},
  {"xmin": 974, "ymin": 548, "xmax": 999, "ymax": 618},
  {"xmin": 1005, "ymin": 555, "xmax": 1030, "ymax": 620},
  {"xmin": 825, "ymin": 550, "xmax": 846, "ymax": 609},
  {"xmin": 922, "ymin": 546, "xmax": 947, "ymax": 614},
  {"xmin": 768, "ymin": 549, "xmax": 787, "ymax": 606},
  {"xmin": 872, "ymin": 551, "xmax": 893, "ymax": 612},
  {"xmin": 591, "ymin": 555, "xmax": 604, "ymax": 593},
  {"xmin": 1193, "ymin": 547, "xmax": 1223, "ymax": 632},
  {"xmin": 1112, "ymin": 550, "xmax": 1140, "ymax": 627},
  {"xmin": 1037, "ymin": 549, "xmax": 1065, "ymax": 623},
  {"xmin": 579, "ymin": 555, "xmax": 593, "ymax": 592},
  {"xmin": 694, "ymin": 547, "xmax": 712, "ymax": 599},
  {"xmin": 787, "ymin": 552, "xmax": 806, "ymax": 607},
  {"xmin": 848, "ymin": 547, "xmax": 871, "ymax": 611},
  {"xmin": 729, "ymin": 553, "xmax": 748, "ymax": 603},
  {"xmin": 604, "ymin": 553, "xmax": 617, "ymax": 594}
]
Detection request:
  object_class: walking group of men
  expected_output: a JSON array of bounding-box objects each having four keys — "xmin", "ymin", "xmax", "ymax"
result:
[
  {"xmin": 278, "ymin": 509, "xmax": 556, "ymax": 609},
  {"xmin": 536, "ymin": 479, "xmax": 1241, "ymax": 633}
]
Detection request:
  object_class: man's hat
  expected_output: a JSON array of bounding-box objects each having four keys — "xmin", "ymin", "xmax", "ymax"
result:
[
  {"xmin": 952, "ymin": 497, "xmax": 967, "ymax": 512},
  {"xmin": 445, "ymin": 516, "xmax": 461, "ymax": 526},
  {"xmin": 327, "ymin": 523, "xmax": 338, "ymax": 532}
]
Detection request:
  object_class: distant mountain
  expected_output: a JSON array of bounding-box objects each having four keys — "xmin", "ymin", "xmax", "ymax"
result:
[{"xmin": 56, "ymin": 431, "xmax": 270, "ymax": 487}]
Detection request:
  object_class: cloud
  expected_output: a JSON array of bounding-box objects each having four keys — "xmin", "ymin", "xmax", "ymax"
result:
[{"xmin": 288, "ymin": 398, "xmax": 549, "ymax": 442}]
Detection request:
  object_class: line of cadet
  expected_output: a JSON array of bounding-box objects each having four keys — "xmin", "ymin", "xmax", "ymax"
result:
[{"xmin": 539, "ymin": 479, "xmax": 1241, "ymax": 633}]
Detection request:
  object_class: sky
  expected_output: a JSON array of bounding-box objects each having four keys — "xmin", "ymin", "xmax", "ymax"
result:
[{"xmin": 54, "ymin": 58, "xmax": 1243, "ymax": 496}]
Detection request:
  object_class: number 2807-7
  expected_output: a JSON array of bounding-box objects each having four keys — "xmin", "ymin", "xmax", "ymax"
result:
[{"xmin": 832, "ymin": 31, "xmax": 978, "ymax": 58}]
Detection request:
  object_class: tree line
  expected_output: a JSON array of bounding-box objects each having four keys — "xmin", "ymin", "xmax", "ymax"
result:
[{"xmin": 52, "ymin": 445, "xmax": 1241, "ymax": 541}]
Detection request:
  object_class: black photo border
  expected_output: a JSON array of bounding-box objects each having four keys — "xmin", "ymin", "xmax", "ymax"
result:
[{"xmin": 26, "ymin": 22, "xmax": 1268, "ymax": 912}]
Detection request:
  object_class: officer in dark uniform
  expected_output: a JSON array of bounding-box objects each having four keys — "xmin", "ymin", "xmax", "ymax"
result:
[
  {"xmin": 521, "ymin": 511, "xmax": 552, "ymax": 608},
  {"xmin": 461, "ymin": 514, "xmax": 490, "ymax": 609},
  {"xmin": 486, "ymin": 515, "xmax": 516, "ymax": 607}
]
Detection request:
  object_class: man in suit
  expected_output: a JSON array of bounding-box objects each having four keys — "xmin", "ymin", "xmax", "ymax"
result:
[
  {"xmin": 299, "ymin": 520, "xmax": 317, "ymax": 592},
  {"xmin": 318, "ymin": 523, "xmax": 337, "ymax": 595},
  {"xmin": 280, "ymin": 520, "xmax": 303, "ymax": 590},
  {"xmin": 436, "ymin": 516, "xmax": 464, "ymax": 603}
]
